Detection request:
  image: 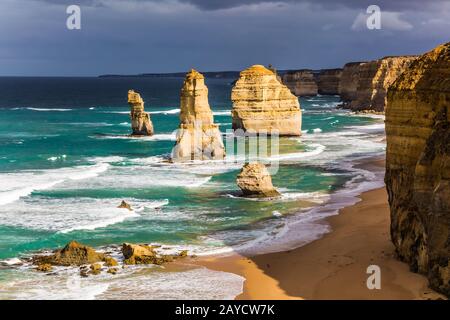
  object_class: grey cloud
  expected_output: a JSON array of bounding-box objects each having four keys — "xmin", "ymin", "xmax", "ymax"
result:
[{"xmin": 28, "ymin": 0, "xmax": 449, "ymax": 11}]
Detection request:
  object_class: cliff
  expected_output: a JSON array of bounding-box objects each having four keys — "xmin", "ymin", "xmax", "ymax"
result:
[
  {"xmin": 385, "ymin": 42, "xmax": 450, "ymax": 297},
  {"xmin": 349, "ymin": 56, "xmax": 417, "ymax": 112},
  {"xmin": 282, "ymin": 70, "xmax": 318, "ymax": 96},
  {"xmin": 232, "ymin": 65, "xmax": 302, "ymax": 136},
  {"xmin": 339, "ymin": 62, "xmax": 366, "ymax": 103},
  {"xmin": 128, "ymin": 90, "xmax": 154, "ymax": 136},
  {"xmin": 171, "ymin": 69, "xmax": 225, "ymax": 161},
  {"xmin": 316, "ymin": 68, "xmax": 342, "ymax": 95}
]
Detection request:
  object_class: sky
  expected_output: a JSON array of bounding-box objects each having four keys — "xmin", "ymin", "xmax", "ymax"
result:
[{"xmin": 0, "ymin": 0, "xmax": 449, "ymax": 76}]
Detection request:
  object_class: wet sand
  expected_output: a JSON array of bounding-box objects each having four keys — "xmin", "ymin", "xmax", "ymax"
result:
[{"xmin": 195, "ymin": 187, "xmax": 444, "ymax": 300}]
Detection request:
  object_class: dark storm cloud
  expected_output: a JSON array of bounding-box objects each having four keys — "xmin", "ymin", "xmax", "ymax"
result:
[
  {"xmin": 2, "ymin": 0, "xmax": 449, "ymax": 76},
  {"xmin": 29, "ymin": 0, "xmax": 448, "ymax": 11},
  {"xmin": 177, "ymin": 0, "xmax": 445, "ymax": 11}
]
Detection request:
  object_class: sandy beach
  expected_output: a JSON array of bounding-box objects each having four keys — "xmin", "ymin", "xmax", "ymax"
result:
[{"xmin": 195, "ymin": 187, "xmax": 445, "ymax": 300}]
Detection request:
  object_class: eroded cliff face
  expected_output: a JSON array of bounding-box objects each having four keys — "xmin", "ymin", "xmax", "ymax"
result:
[
  {"xmin": 349, "ymin": 56, "xmax": 417, "ymax": 112},
  {"xmin": 232, "ymin": 65, "xmax": 302, "ymax": 136},
  {"xmin": 171, "ymin": 69, "xmax": 225, "ymax": 161},
  {"xmin": 339, "ymin": 62, "xmax": 366, "ymax": 102},
  {"xmin": 385, "ymin": 43, "xmax": 450, "ymax": 296},
  {"xmin": 317, "ymin": 69, "xmax": 342, "ymax": 95},
  {"xmin": 128, "ymin": 90, "xmax": 154, "ymax": 136},
  {"xmin": 282, "ymin": 70, "xmax": 318, "ymax": 96}
]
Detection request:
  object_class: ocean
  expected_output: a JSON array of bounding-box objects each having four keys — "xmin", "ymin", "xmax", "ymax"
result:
[{"xmin": 0, "ymin": 76, "xmax": 386, "ymax": 299}]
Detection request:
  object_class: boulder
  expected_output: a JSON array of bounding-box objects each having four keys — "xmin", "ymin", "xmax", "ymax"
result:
[
  {"xmin": 236, "ymin": 162, "xmax": 280, "ymax": 198},
  {"xmin": 36, "ymin": 263, "xmax": 53, "ymax": 272},
  {"xmin": 103, "ymin": 256, "xmax": 118, "ymax": 267},
  {"xmin": 107, "ymin": 267, "xmax": 118, "ymax": 275},
  {"xmin": 232, "ymin": 65, "xmax": 302, "ymax": 136},
  {"xmin": 171, "ymin": 69, "xmax": 225, "ymax": 161},
  {"xmin": 32, "ymin": 241, "xmax": 106, "ymax": 266},
  {"xmin": 117, "ymin": 200, "xmax": 132, "ymax": 211},
  {"xmin": 90, "ymin": 263, "xmax": 102, "ymax": 275},
  {"xmin": 122, "ymin": 243, "xmax": 157, "ymax": 265},
  {"xmin": 128, "ymin": 90, "xmax": 154, "ymax": 136}
]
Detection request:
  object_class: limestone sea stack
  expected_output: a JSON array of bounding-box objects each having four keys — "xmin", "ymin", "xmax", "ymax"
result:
[
  {"xmin": 236, "ymin": 162, "xmax": 280, "ymax": 198},
  {"xmin": 128, "ymin": 90, "xmax": 154, "ymax": 136},
  {"xmin": 385, "ymin": 42, "xmax": 449, "ymax": 297},
  {"xmin": 232, "ymin": 65, "xmax": 302, "ymax": 136},
  {"xmin": 282, "ymin": 70, "xmax": 318, "ymax": 96},
  {"xmin": 171, "ymin": 69, "xmax": 225, "ymax": 161}
]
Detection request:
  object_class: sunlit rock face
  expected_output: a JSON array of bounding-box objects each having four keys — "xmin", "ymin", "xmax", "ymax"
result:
[
  {"xmin": 339, "ymin": 61, "xmax": 366, "ymax": 103},
  {"xmin": 171, "ymin": 69, "xmax": 225, "ymax": 161},
  {"xmin": 385, "ymin": 42, "xmax": 450, "ymax": 297},
  {"xmin": 128, "ymin": 90, "xmax": 154, "ymax": 136},
  {"xmin": 339, "ymin": 57, "xmax": 417, "ymax": 112},
  {"xmin": 236, "ymin": 162, "xmax": 280, "ymax": 198},
  {"xmin": 350, "ymin": 56, "xmax": 418, "ymax": 112},
  {"xmin": 232, "ymin": 65, "xmax": 302, "ymax": 136}
]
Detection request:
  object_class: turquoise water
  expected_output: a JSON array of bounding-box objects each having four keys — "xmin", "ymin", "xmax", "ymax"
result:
[{"xmin": 0, "ymin": 77, "xmax": 386, "ymax": 299}]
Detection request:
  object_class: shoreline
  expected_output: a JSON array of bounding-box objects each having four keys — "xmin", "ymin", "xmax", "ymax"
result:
[{"xmin": 194, "ymin": 186, "xmax": 445, "ymax": 300}]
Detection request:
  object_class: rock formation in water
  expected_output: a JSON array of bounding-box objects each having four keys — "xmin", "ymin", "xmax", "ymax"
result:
[
  {"xmin": 122, "ymin": 243, "xmax": 183, "ymax": 265},
  {"xmin": 128, "ymin": 90, "xmax": 154, "ymax": 136},
  {"xmin": 118, "ymin": 200, "xmax": 132, "ymax": 211},
  {"xmin": 171, "ymin": 69, "xmax": 225, "ymax": 161},
  {"xmin": 385, "ymin": 42, "xmax": 449, "ymax": 297},
  {"xmin": 236, "ymin": 162, "xmax": 280, "ymax": 198},
  {"xmin": 32, "ymin": 241, "xmax": 108, "ymax": 266},
  {"xmin": 282, "ymin": 70, "xmax": 318, "ymax": 96},
  {"xmin": 316, "ymin": 68, "xmax": 342, "ymax": 95},
  {"xmin": 349, "ymin": 56, "xmax": 417, "ymax": 112},
  {"xmin": 339, "ymin": 62, "xmax": 366, "ymax": 103},
  {"xmin": 232, "ymin": 65, "xmax": 302, "ymax": 136}
]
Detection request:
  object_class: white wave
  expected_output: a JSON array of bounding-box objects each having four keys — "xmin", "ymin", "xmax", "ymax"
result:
[
  {"xmin": 280, "ymin": 191, "xmax": 329, "ymax": 203},
  {"xmin": 47, "ymin": 155, "xmax": 67, "ymax": 161},
  {"xmin": 102, "ymin": 111, "xmax": 129, "ymax": 114},
  {"xmin": 90, "ymin": 134, "xmax": 176, "ymax": 141},
  {"xmin": 0, "ymin": 197, "xmax": 170, "ymax": 232},
  {"xmin": 212, "ymin": 110, "xmax": 230, "ymax": 116},
  {"xmin": 89, "ymin": 107, "xmax": 95, "ymax": 110},
  {"xmin": 134, "ymin": 199, "xmax": 169, "ymax": 213},
  {"xmin": 149, "ymin": 108, "xmax": 180, "ymax": 115},
  {"xmin": 64, "ymin": 122, "xmax": 114, "ymax": 127},
  {"xmin": 264, "ymin": 143, "xmax": 325, "ymax": 161},
  {"xmin": 86, "ymin": 156, "xmax": 125, "ymax": 163},
  {"xmin": 347, "ymin": 123, "xmax": 385, "ymax": 131},
  {"xmin": 0, "ymin": 163, "xmax": 109, "ymax": 206},
  {"xmin": 0, "ymin": 258, "xmax": 23, "ymax": 266},
  {"xmin": 272, "ymin": 211, "xmax": 282, "ymax": 217},
  {"xmin": 312, "ymin": 128, "xmax": 322, "ymax": 133},
  {"xmin": 26, "ymin": 108, "xmax": 73, "ymax": 112},
  {"xmin": 52, "ymin": 164, "xmax": 212, "ymax": 190},
  {"xmin": 1, "ymin": 266, "xmax": 244, "ymax": 300},
  {"xmin": 119, "ymin": 122, "xmax": 129, "ymax": 126}
]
